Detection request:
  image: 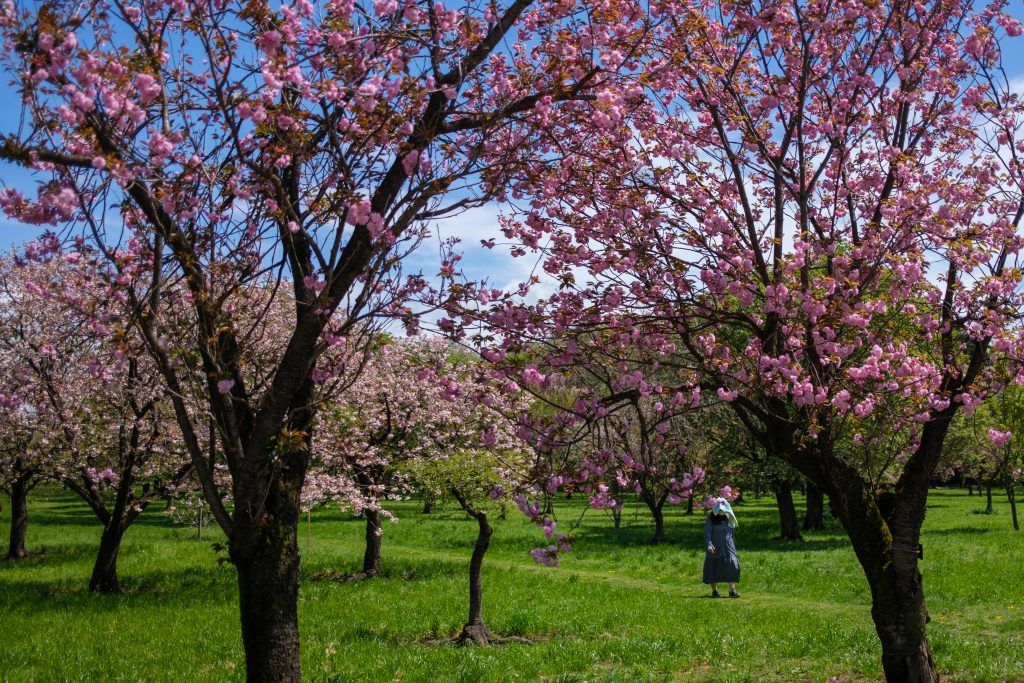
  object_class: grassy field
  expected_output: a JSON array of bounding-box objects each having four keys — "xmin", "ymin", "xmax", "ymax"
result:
[{"xmin": 1, "ymin": 487, "xmax": 1022, "ymax": 683}]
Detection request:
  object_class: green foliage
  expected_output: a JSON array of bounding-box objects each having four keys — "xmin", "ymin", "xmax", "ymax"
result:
[
  {"xmin": 1, "ymin": 488, "xmax": 1022, "ymax": 682},
  {"xmin": 402, "ymin": 450, "xmax": 512, "ymax": 506},
  {"xmin": 944, "ymin": 385, "xmax": 1024, "ymax": 485}
]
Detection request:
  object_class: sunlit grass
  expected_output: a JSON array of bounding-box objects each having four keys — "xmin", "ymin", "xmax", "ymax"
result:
[{"xmin": 1, "ymin": 487, "xmax": 1021, "ymax": 682}]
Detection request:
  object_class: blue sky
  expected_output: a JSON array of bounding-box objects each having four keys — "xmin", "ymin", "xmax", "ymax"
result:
[{"xmin": 1, "ymin": 5, "xmax": 1022, "ymax": 297}]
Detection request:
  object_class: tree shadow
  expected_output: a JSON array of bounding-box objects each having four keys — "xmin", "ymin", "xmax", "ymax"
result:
[
  {"xmin": 24, "ymin": 513, "xmax": 100, "ymax": 528},
  {"xmin": 738, "ymin": 530, "xmax": 851, "ymax": 553},
  {"xmin": 25, "ymin": 506, "xmax": 189, "ymax": 532},
  {"xmin": 0, "ymin": 541, "xmax": 97, "ymax": 564},
  {"xmin": 568, "ymin": 524, "xmax": 666, "ymax": 548},
  {"xmin": 304, "ymin": 557, "xmax": 457, "ymax": 584},
  {"xmin": 567, "ymin": 505, "xmax": 851, "ymax": 553},
  {"xmin": 0, "ymin": 564, "xmax": 236, "ymax": 612},
  {"xmin": 923, "ymin": 526, "xmax": 998, "ymax": 536}
]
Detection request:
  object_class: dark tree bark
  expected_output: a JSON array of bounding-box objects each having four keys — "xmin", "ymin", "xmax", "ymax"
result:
[
  {"xmin": 813, "ymin": 420, "xmax": 949, "ymax": 683},
  {"xmin": 85, "ymin": 454, "xmax": 150, "ymax": 594},
  {"xmin": 362, "ymin": 508, "xmax": 383, "ymax": 576},
  {"xmin": 452, "ymin": 489, "xmax": 492, "ymax": 646},
  {"xmin": 6, "ymin": 479, "xmax": 29, "ymax": 559},
  {"xmin": 774, "ymin": 480, "xmax": 803, "ymax": 540},
  {"xmin": 89, "ymin": 522, "xmax": 126, "ymax": 593},
  {"xmin": 84, "ymin": 473, "xmax": 150, "ymax": 593},
  {"xmin": 733, "ymin": 403, "xmax": 945, "ymax": 682},
  {"xmin": 685, "ymin": 495, "xmax": 694, "ymax": 516},
  {"xmin": 857, "ymin": 533, "xmax": 935, "ymax": 681},
  {"xmin": 803, "ymin": 483, "xmax": 825, "ymax": 531},
  {"xmin": 87, "ymin": 473, "xmax": 149, "ymax": 593},
  {"xmin": 643, "ymin": 496, "xmax": 666, "ymax": 545},
  {"xmin": 422, "ymin": 496, "xmax": 434, "ymax": 514},
  {"xmin": 224, "ymin": 360, "xmax": 315, "ymax": 683},
  {"xmin": 1007, "ymin": 481, "xmax": 1019, "ymax": 531},
  {"xmin": 232, "ymin": 471, "xmax": 304, "ymax": 683},
  {"xmin": 828, "ymin": 488, "xmax": 937, "ymax": 683},
  {"xmin": 986, "ymin": 483, "xmax": 994, "ymax": 514},
  {"xmin": 611, "ymin": 479, "xmax": 623, "ymax": 528}
]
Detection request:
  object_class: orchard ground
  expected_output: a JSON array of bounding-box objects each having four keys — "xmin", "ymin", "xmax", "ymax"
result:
[{"xmin": 1, "ymin": 488, "xmax": 1021, "ymax": 682}]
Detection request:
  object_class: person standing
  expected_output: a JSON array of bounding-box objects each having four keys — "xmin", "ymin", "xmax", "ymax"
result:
[{"xmin": 703, "ymin": 498, "xmax": 740, "ymax": 598}]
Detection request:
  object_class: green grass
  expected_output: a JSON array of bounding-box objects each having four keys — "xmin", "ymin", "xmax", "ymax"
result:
[{"xmin": 1, "ymin": 488, "xmax": 1022, "ymax": 682}]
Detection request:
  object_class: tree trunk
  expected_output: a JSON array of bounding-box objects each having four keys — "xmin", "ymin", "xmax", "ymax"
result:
[
  {"xmin": 832, "ymin": 494, "xmax": 938, "ymax": 683},
  {"xmin": 6, "ymin": 480, "xmax": 29, "ymax": 559},
  {"xmin": 611, "ymin": 480, "xmax": 623, "ymax": 528},
  {"xmin": 685, "ymin": 496, "xmax": 694, "ymax": 516},
  {"xmin": 228, "ymin": 372, "xmax": 315, "ymax": 683},
  {"xmin": 646, "ymin": 499, "xmax": 666, "ymax": 545},
  {"xmin": 422, "ymin": 496, "xmax": 433, "ymax": 514},
  {"xmin": 869, "ymin": 561, "xmax": 937, "ymax": 682},
  {"xmin": 457, "ymin": 503, "xmax": 492, "ymax": 646},
  {"xmin": 803, "ymin": 483, "xmax": 825, "ymax": 531},
  {"xmin": 89, "ymin": 522, "xmax": 126, "ymax": 593},
  {"xmin": 774, "ymin": 481, "xmax": 803, "ymax": 540},
  {"xmin": 985, "ymin": 483, "xmax": 994, "ymax": 514},
  {"xmin": 1007, "ymin": 481, "xmax": 1019, "ymax": 531},
  {"xmin": 233, "ymin": 497, "xmax": 302, "ymax": 683},
  {"xmin": 812, "ymin": 421, "xmax": 946, "ymax": 683},
  {"xmin": 728, "ymin": 380, "xmax": 956, "ymax": 682},
  {"xmin": 362, "ymin": 508, "xmax": 383, "ymax": 576}
]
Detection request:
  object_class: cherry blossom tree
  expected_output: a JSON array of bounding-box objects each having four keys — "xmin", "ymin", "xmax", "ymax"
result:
[
  {"xmin": 0, "ymin": 252, "xmax": 88, "ymax": 559},
  {"xmin": 355, "ymin": 339, "xmax": 543, "ymax": 645},
  {"xmin": 404, "ymin": 447, "xmax": 529, "ymax": 646},
  {"xmin": 310, "ymin": 337, "xmax": 439, "ymax": 579},
  {"xmin": 503, "ymin": 346, "xmax": 724, "ymax": 543},
  {"xmin": 0, "ymin": 386, "xmax": 44, "ymax": 559},
  {"xmin": 0, "ymin": 252, "xmax": 193, "ymax": 591},
  {"xmin": 57, "ymin": 360, "xmax": 193, "ymax": 593},
  {"xmin": 0, "ymin": 263, "xmax": 51, "ymax": 558},
  {"xmin": 311, "ymin": 336, "xmax": 536, "ymax": 580},
  {"xmin": 466, "ymin": 1, "xmax": 1024, "ymax": 679},
  {"xmin": 426, "ymin": 331, "xmax": 731, "ymax": 550},
  {"xmin": 0, "ymin": 0, "xmax": 653, "ymax": 676},
  {"xmin": 952, "ymin": 385, "xmax": 1024, "ymax": 529}
]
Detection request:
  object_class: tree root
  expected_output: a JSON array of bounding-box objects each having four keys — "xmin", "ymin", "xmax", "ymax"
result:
[
  {"xmin": 456, "ymin": 622, "xmax": 490, "ymax": 646},
  {"xmin": 308, "ymin": 569, "xmax": 379, "ymax": 583}
]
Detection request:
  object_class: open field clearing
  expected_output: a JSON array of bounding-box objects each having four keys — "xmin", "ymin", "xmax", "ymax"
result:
[{"xmin": 2, "ymin": 488, "xmax": 1022, "ymax": 682}]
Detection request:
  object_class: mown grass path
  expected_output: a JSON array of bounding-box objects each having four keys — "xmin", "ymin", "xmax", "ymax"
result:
[{"xmin": 2, "ymin": 488, "xmax": 1022, "ymax": 682}]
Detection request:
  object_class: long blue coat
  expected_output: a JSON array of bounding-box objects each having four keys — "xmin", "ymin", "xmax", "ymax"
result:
[{"xmin": 703, "ymin": 515, "xmax": 740, "ymax": 584}]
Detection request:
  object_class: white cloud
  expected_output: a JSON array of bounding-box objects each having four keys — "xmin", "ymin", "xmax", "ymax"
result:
[
  {"xmin": 1009, "ymin": 74, "xmax": 1024, "ymax": 96},
  {"xmin": 415, "ymin": 201, "xmax": 543, "ymax": 293}
]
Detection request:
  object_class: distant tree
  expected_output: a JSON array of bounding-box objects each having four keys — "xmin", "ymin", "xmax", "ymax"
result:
[
  {"xmin": 403, "ymin": 448, "xmax": 527, "ymax": 646},
  {"xmin": 0, "ymin": 254, "xmax": 192, "ymax": 590}
]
